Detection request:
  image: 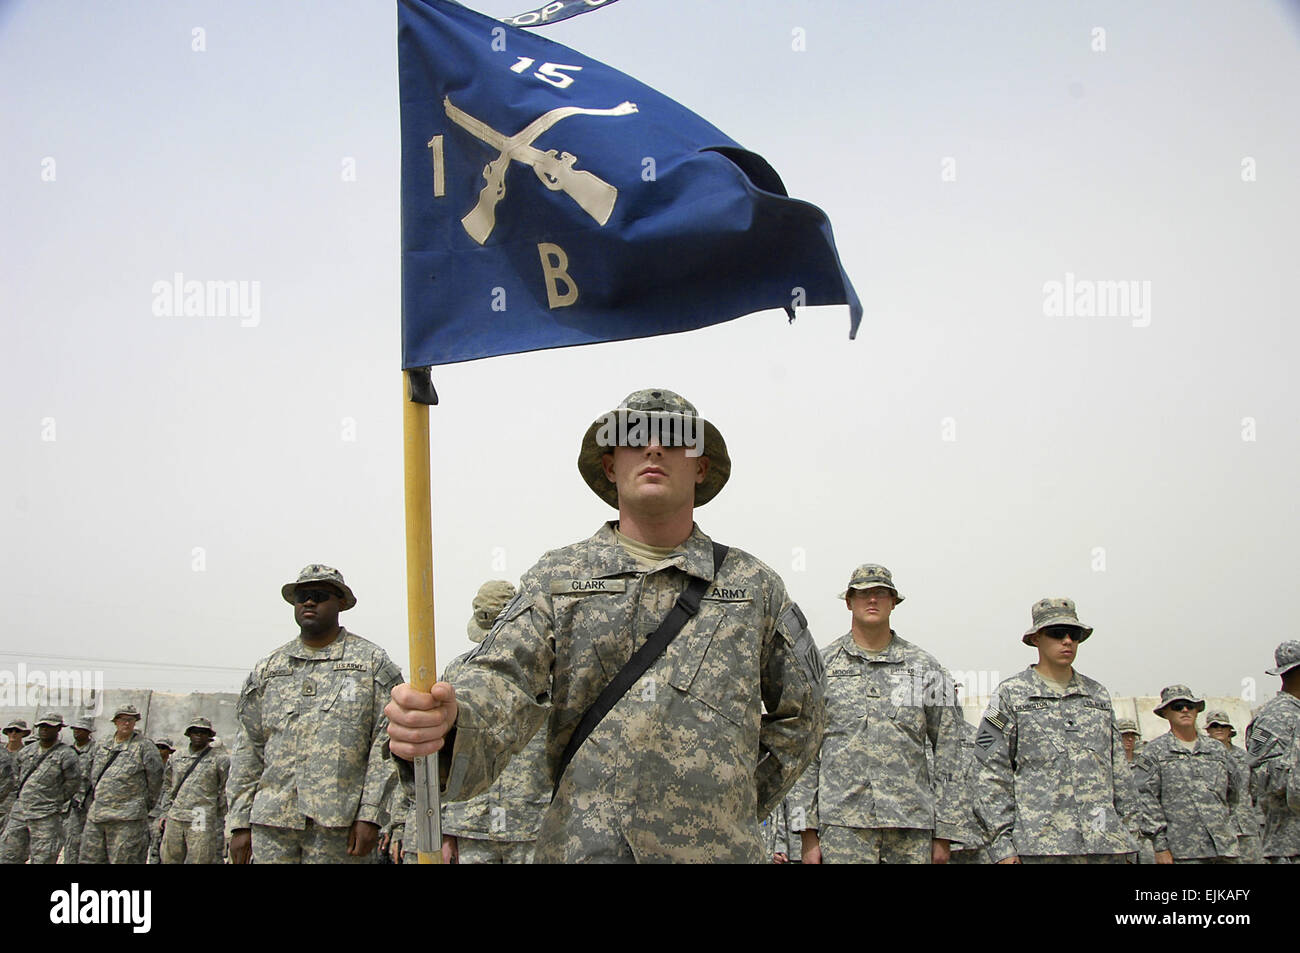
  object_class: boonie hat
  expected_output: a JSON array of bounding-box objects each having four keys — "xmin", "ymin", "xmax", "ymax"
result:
[
  {"xmin": 1154, "ymin": 684, "xmax": 1205, "ymax": 717},
  {"xmin": 838, "ymin": 564, "xmax": 904, "ymax": 603},
  {"xmin": 577, "ymin": 389, "xmax": 729, "ymax": 508},
  {"xmin": 185, "ymin": 716, "xmax": 216, "ymax": 736},
  {"xmin": 468, "ymin": 580, "xmax": 517, "ymax": 643},
  {"xmin": 1203, "ymin": 710, "xmax": 1236, "ymax": 736},
  {"xmin": 1265, "ymin": 640, "xmax": 1300, "ymax": 677},
  {"xmin": 281, "ymin": 564, "xmax": 357, "ymax": 611},
  {"xmin": 1022, "ymin": 597, "xmax": 1093, "ymax": 646}
]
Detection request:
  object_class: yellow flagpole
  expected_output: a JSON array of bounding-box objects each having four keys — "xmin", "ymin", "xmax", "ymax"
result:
[{"xmin": 402, "ymin": 369, "xmax": 442, "ymax": 864}]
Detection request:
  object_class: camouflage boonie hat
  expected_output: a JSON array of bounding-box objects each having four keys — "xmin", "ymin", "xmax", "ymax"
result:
[
  {"xmin": 70, "ymin": 716, "xmax": 95, "ymax": 732},
  {"xmin": 1265, "ymin": 640, "xmax": 1300, "ymax": 677},
  {"xmin": 3, "ymin": 718, "xmax": 31, "ymax": 736},
  {"xmin": 1022, "ymin": 597, "xmax": 1093, "ymax": 646},
  {"xmin": 1154, "ymin": 684, "xmax": 1204, "ymax": 717},
  {"xmin": 154, "ymin": 738, "xmax": 176, "ymax": 752},
  {"xmin": 34, "ymin": 712, "xmax": 65, "ymax": 728},
  {"xmin": 111, "ymin": 704, "xmax": 142, "ymax": 721},
  {"xmin": 281, "ymin": 564, "xmax": 357, "ymax": 611},
  {"xmin": 468, "ymin": 580, "xmax": 517, "ymax": 643},
  {"xmin": 1204, "ymin": 709, "xmax": 1236, "ymax": 735},
  {"xmin": 577, "ymin": 389, "xmax": 730, "ymax": 508},
  {"xmin": 837, "ymin": 564, "xmax": 904, "ymax": 603},
  {"xmin": 1116, "ymin": 718, "xmax": 1141, "ymax": 736},
  {"xmin": 185, "ymin": 716, "xmax": 216, "ymax": 736}
]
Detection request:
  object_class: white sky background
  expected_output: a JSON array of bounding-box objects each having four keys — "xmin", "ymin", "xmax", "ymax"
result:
[{"xmin": 1, "ymin": 0, "xmax": 1297, "ymax": 703}]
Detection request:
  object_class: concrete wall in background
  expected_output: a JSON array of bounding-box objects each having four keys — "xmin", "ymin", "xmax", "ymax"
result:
[{"xmin": 1, "ymin": 689, "xmax": 239, "ymax": 750}]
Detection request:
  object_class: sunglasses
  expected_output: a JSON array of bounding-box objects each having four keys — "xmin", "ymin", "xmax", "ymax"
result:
[
  {"xmin": 1037, "ymin": 626, "xmax": 1081, "ymax": 640},
  {"xmin": 294, "ymin": 587, "xmax": 340, "ymax": 605},
  {"xmin": 1166, "ymin": 701, "xmax": 1198, "ymax": 713}
]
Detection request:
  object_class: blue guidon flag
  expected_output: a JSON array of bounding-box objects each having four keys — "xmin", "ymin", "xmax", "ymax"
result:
[{"xmin": 399, "ymin": 0, "xmax": 862, "ymax": 368}]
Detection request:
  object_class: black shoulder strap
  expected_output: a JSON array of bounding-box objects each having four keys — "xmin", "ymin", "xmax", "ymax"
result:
[
  {"xmin": 169, "ymin": 746, "xmax": 211, "ymax": 801},
  {"xmin": 15, "ymin": 745, "xmax": 57, "ymax": 795},
  {"xmin": 552, "ymin": 541, "xmax": 729, "ymax": 799},
  {"xmin": 91, "ymin": 746, "xmax": 124, "ymax": 792}
]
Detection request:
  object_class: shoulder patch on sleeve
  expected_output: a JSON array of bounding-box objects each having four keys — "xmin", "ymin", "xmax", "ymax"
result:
[
  {"xmin": 374, "ymin": 656, "xmax": 404, "ymax": 690},
  {"xmin": 1131, "ymin": 754, "xmax": 1155, "ymax": 787},
  {"xmin": 778, "ymin": 603, "xmax": 822, "ymax": 685},
  {"xmin": 1246, "ymin": 725, "xmax": 1277, "ymax": 762},
  {"xmin": 973, "ymin": 713, "xmax": 1006, "ymax": 764}
]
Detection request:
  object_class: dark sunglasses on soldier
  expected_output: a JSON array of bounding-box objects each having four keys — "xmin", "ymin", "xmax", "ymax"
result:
[
  {"xmin": 294, "ymin": 587, "xmax": 339, "ymax": 604},
  {"xmin": 1166, "ymin": 701, "xmax": 1198, "ymax": 713},
  {"xmin": 1037, "ymin": 626, "xmax": 1080, "ymax": 640}
]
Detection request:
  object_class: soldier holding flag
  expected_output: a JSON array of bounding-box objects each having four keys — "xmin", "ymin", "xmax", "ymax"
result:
[{"xmin": 387, "ymin": 389, "xmax": 825, "ymax": 862}]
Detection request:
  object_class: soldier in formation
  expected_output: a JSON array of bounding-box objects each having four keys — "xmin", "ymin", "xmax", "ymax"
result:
[
  {"xmin": 60, "ymin": 715, "xmax": 95, "ymax": 864},
  {"xmin": 791, "ymin": 565, "xmax": 962, "ymax": 864},
  {"xmin": 81, "ymin": 703, "xmax": 164, "ymax": 864},
  {"xmin": 945, "ymin": 690, "xmax": 989, "ymax": 865},
  {"xmin": 159, "ymin": 717, "xmax": 230, "ymax": 864},
  {"xmin": 0, "ymin": 712, "xmax": 81, "ymax": 864},
  {"xmin": 1116, "ymin": 717, "xmax": 1154, "ymax": 863},
  {"xmin": 1, "ymin": 718, "xmax": 30, "ymax": 836},
  {"xmin": 1134, "ymin": 685, "xmax": 1241, "ymax": 863},
  {"xmin": 974, "ymin": 598, "xmax": 1136, "ymax": 863},
  {"xmin": 147, "ymin": 737, "xmax": 176, "ymax": 863},
  {"xmin": 386, "ymin": 388, "xmax": 826, "ymax": 863},
  {"xmin": 393, "ymin": 580, "xmax": 552, "ymax": 864},
  {"xmin": 1204, "ymin": 709, "xmax": 1264, "ymax": 863},
  {"xmin": 228, "ymin": 565, "xmax": 403, "ymax": 864},
  {"xmin": 1245, "ymin": 640, "xmax": 1300, "ymax": 863}
]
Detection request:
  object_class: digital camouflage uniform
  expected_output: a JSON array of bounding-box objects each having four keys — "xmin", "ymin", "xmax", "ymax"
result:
[
  {"xmin": 1204, "ymin": 709, "xmax": 1264, "ymax": 863},
  {"xmin": 440, "ymin": 650, "xmax": 551, "ymax": 865},
  {"xmin": 1115, "ymin": 717, "xmax": 1153, "ymax": 863},
  {"xmin": 1246, "ymin": 689, "xmax": 1300, "ymax": 862},
  {"xmin": 946, "ymin": 719, "xmax": 989, "ymax": 864},
  {"xmin": 147, "ymin": 739, "xmax": 175, "ymax": 864},
  {"xmin": 158, "ymin": 733, "xmax": 231, "ymax": 864},
  {"xmin": 60, "ymin": 732, "xmax": 96, "ymax": 865},
  {"xmin": 975, "ymin": 666, "xmax": 1136, "ymax": 863},
  {"xmin": 761, "ymin": 796, "xmax": 804, "ymax": 862},
  {"xmin": 0, "ymin": 729, "xmax": 81, "ymax": 865},
  {"xmin": 82, "ymin": 730, "xmax": 165, "ymax": 864},
  {"xmin": 0, "ymin": 749, "xmax": 13, "ymax": 839},
  {"xmin": 228, "ymin": 626, "xmax": 403, "ymax": 863},
  {"xmin": 789, "ymin": 629, "xmax": 963, "ymax": 864},
  {"xmin": 438, "ymin": 522, "xmax": 825, "ymax": 863},
  {"xmin": 0, "ymin": 720, "xmax": 30, "ymax": 834},
  {"xmin": 1134, "ymin": 732, "xmax": 1241, "ymax": 863}
]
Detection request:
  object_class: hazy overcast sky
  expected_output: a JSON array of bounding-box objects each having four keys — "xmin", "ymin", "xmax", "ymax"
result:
[{"xmin": 2, "ymin": 1, "xmax": 1297, "ymax": 708}]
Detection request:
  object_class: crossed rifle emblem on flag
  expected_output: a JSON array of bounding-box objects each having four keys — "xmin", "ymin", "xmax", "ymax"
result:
[{"xmin": 443, "ymin": 96, "xmax": 638, "ymax": 244}]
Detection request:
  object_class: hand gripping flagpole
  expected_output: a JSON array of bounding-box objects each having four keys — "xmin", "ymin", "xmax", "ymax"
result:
[{"xmin": 403, "ymin": 367, "xmax": 442, "ymax": 864}]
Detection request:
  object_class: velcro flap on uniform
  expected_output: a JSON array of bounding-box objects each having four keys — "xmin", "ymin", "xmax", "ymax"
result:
[
  {"xmin": 702, "ymin": 585, "xmax": 752, "ymax": 603},
  {"xmin": 550, "ymin": 579, "xmax": 627, "ymax": 595}
]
